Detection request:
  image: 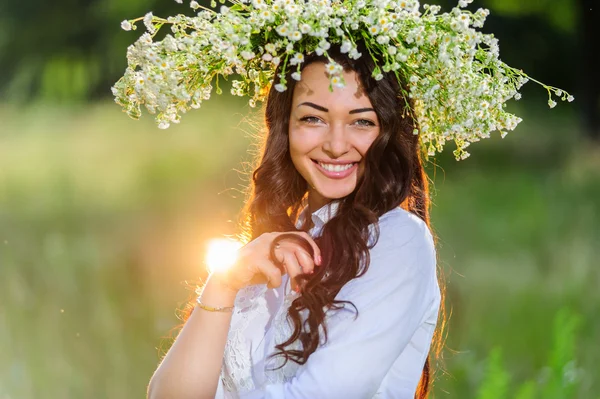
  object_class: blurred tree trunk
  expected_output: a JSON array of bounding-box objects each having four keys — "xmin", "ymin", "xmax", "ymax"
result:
[{"xmin": 578, "ymin": 0, "xmax": 600, "ymax": 141}]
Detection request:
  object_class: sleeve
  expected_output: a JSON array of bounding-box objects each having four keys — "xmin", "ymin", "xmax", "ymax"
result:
[{"xmin": 238, "ymin": 211, "xmax": 439, "ymax": 399}]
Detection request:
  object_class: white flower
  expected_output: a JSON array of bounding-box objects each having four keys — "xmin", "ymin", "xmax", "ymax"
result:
[
  {"xmin": 340, "ymin": 41, "xmax": 352, "ymax": 53},
  {"xmin": 241, "ymin": 50, "xmax": 255, "ymax": 60},
  {"xmin": 374, "ymin": 73, "xmax": 383, "ymax": 80},
  {"xmin": 325, "ymin": 61, "xmax": 341, "ymax": 74},
  {"xmin": 567, "ymin": 95, "xmax": 574, "ymax": 102},
  {"xmin": 138, "ymin": 32, "xmax": 153, "ymax": 46},
  {"xmin": 291, "ymin": 71, "xmax": 302, "ymax": 81},
  {"xmin": 262, "ymin": 53, "xmax": 273, "ymax": 61},
  {"xmin": 265, "ymin": 43, "xmax": 277, "ymax": 54},
  {"xmin": 349, "ymin": 48, "xmax": 362, "ymax": 59},
  {"xmin": 514, "ymin": 93, "xmax": 522, "ymax": 100},
  {"xmin": 548, "ymin": 99, "xmax": 557, "ymax": 108},
  {"xmin": 318, "ymin": 40, "xmax": 331, "ymax": 50},
  {"xmin": 272, "ymin": 56, "xmax": 281, "ymax": 66},
  {"xmin": 290, "ymin": 31, "xmax": 302, "ymax": 41},
  {"xmin": 376, "ymin": 35, "xmax": 390, "ymax": 44},
  {"xmin": 163, "ymin": 34, "xmax": 178, "ymax": 52},
  {"xmin": 174, "ymin": 0, "xmax": 182, "ymax": 3},
  {"xmin": 261, "ymin": 10, "xmax": 274, "ymax": 21},
  {"xmin": 143, "ymin": 12, "xmax": 155, "ymax": 33},
  {"xmin": 285, "ymin": 4, "xmax": 300, "ymax": 14},
  {"xmin": 300, "ymin": 24, "xmax": 312, "ymax": 34},
  {"xmin": 190, "ymin": 1, "xmax": 200, "ymax": 9},
  {"xmin": 290, "ymin": 53, "xmax": 305, "ymax": 65},
  {"xmin": 276, "ymin": 24, "xmax": 290, "ymax": 37},
  {"xmin": 330, "ymin": 76, "xmax": 345, "ymax": 88},
  {"xmin": 275, "ymin": 83, "xmax": 286, "ymax": 92},
  {"xmin": 121, "ymin": 20, "xmax": 132, "ymax": 31},
  {"xmin": 458, "ymin": 13, "xmax": 471, "ymax": 29}
]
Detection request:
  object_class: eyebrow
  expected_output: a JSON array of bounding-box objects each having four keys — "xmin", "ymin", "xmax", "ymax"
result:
[{"xmin": 297, "ymin": 102, "xmax": 375, "ymax": 114}]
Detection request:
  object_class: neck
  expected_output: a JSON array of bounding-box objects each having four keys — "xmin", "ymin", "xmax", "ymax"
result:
[{"xmin": 307, "ymin": 189, "xmax": 330, "ymax": 214}]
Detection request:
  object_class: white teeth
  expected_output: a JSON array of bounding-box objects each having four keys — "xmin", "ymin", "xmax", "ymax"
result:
[{"xmin": 318, "ymin": 162, "xmax": 355, "ymax": 172}]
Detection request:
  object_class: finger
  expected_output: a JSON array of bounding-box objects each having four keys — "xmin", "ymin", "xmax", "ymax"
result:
[
  {"xmin": 275, "ymin": 240, "xmax": 310, "ymax": 268},
  {"xmin": 272, "ymin": 243, "xmax": 287, "ymax": 266},
  {"xmin": 270, "ymin": 235, "xmax": 294, "ymax": 270},
  {"xmin": 293, "ymin": 247, "xmax": 315, "ymax": 275},
  {"xmin": 274, "ymin": 232, "xmax": 321, "ymax": 266},
  {"xmin": 282, "ymin": 251, "xmax": 303, "ymax": 292},
  {"xmin": 297, "ymin": 231, "xmax": 321, "ymax": 265},
  {"xmin": 256, "ymin": 260, "xmax": 282, "ymax": 289}
]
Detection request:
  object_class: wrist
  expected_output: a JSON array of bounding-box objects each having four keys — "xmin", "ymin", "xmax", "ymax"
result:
[
  {"xmin": 199, "ymin": 274, "xmax": 239, "ymax": 307},
  {"xmin": 208, "ymin": 272, "xmax": 240, "ymax": 294}
]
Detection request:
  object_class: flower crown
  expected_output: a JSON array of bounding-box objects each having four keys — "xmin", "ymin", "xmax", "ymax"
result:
[{"xmin": 112, "ymin": 0, "xmax": 573, "ymax": 160}]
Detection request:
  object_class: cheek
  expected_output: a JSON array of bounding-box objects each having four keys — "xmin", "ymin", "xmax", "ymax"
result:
[
  {"xmin": 356, "ymin": 130, "xmax": 380, "ymax": 156},
  {"xmin": 289, "ymin": 127, "xmax": 319, "ymax": 158},
  {"xmin": 288, "ymin": 129, "xmax": 310, "ymax": 177}
]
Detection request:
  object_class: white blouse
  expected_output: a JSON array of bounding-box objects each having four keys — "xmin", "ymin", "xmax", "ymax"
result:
[{"xmin": 214, "ymin": 201, "xmax": 441, "ymax": 399}]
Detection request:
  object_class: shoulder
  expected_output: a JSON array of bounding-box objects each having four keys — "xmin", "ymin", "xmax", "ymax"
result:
[
  {"xmin": 334, "ymin": 207, "xmax": 438, "ymax": 311},
  {"xmin": 370, "ymin": 207, "xmax": 435, "ymax": 258},
  {"xmin": 354, "ymin": 207, "xmax": 438, "ymax": 292}
]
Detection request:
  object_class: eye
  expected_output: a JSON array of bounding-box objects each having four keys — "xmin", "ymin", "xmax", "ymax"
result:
[
  {"xmin": 299, "ymin": 116, "xmax": 323, "ymax": 125},
  {"xmin": 353, "ymin": 119, "xmax": 376, "ymax": 127}
]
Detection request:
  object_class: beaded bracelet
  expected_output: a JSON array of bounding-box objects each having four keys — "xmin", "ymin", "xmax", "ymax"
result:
[{"xmin": 195, "ymin": 296, "xmax": 235, "ymax": 313}]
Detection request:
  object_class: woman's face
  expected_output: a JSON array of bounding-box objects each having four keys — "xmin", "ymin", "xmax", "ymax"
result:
[{"xmin": 289, "ymin": 62, "xmax": 380, "ymax": 211}]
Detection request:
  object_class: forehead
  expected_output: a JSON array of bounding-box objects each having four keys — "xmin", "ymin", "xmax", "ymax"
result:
[{"xmin": 291, "ymin": 62, "xmax": 373, "ymax": 111}]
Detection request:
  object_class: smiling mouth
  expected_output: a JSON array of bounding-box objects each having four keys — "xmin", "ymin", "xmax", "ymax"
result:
[
  {"xmin": 311, "ymin": 159, "xmax": 357, "ymax": 171},
  {"xmin": 311, "ymin": 159, "xmax": 358, "ymax": 178}
]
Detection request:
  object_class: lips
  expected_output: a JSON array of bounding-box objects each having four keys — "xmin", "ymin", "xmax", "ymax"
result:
[{"xmin": 312, "ymin": 159, "xmax": 358, "ymax": 179}]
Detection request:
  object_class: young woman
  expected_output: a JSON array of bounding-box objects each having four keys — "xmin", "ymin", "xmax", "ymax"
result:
[
  {"xmin": 112, "ymin": 1, "xmax": 571, "ymax": 396},
  {"xmin": 147, "ymin": 42, "xmax": 443, "ymax": 399}
]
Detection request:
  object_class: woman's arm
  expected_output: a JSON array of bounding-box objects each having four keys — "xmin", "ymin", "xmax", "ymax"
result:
[
  {"xmin": 147, "ymin": 231, "xmax": 321, "ymax": 399},
  {"xmin": 147, "ymin": 275, "xmax": 237, "ymax": 399}
]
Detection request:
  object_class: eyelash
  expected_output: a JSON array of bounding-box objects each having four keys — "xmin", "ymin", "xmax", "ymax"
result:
[{"xmin": 299, "ymin": 116, "xmax": 376, "ymax": 127}]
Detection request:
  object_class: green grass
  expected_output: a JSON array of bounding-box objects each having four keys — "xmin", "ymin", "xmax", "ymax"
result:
[{"xmin": 0, "ymin": 100, "xmax": 598, "ymax": 398}]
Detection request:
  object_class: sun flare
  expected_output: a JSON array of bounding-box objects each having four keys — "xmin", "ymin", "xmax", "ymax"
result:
[{"xmin": 205, "ymin": 238, "xmax": 243, "ymax": 274}]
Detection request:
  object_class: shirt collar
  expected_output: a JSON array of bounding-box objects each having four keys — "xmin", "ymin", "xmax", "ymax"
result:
[{"xmin": 297, "ymin": 199, "xmax": 341, "ymax": 233}]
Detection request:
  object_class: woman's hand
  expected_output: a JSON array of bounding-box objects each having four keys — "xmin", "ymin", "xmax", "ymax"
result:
[{"xmin": 212, "ymin": 232, "xmax": 322, "ymax": 293}]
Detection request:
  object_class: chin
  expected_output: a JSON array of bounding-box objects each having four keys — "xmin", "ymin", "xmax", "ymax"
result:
[
  {"xmin": 312, "ymin": 181, "xmax": 357, "ymax": 201},
  {"xmin": 306, "ymin": 163, "xmax": 362, "ymax": 202}
]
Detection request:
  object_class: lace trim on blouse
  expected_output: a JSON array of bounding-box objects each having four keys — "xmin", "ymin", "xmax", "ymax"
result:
[
  {"xmin": 221, "ymin": 284, "xmax": 269, "ymax": 394},
  {"xmin": 220, "ymin": 281, "xmax": 305, "ymax": 395},
  {"xmin": 263, "ymin": 291, "xmax": 303, "ymax": 385}
]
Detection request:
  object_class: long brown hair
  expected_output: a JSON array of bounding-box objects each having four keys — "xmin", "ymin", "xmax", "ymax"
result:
[{"xmin": 237, "ymin": 40, "xmax": 446, "ymax": 398}]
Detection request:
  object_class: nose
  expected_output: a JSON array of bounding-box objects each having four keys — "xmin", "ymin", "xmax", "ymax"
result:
[{"xmin": 322, "ymin": 123, "xmax": 350, "ymax": 158}]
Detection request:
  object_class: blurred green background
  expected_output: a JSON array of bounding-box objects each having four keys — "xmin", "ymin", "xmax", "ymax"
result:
[{"xmin": 1, "ymin": 0, "xmax": 598, "ymax": 398}]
